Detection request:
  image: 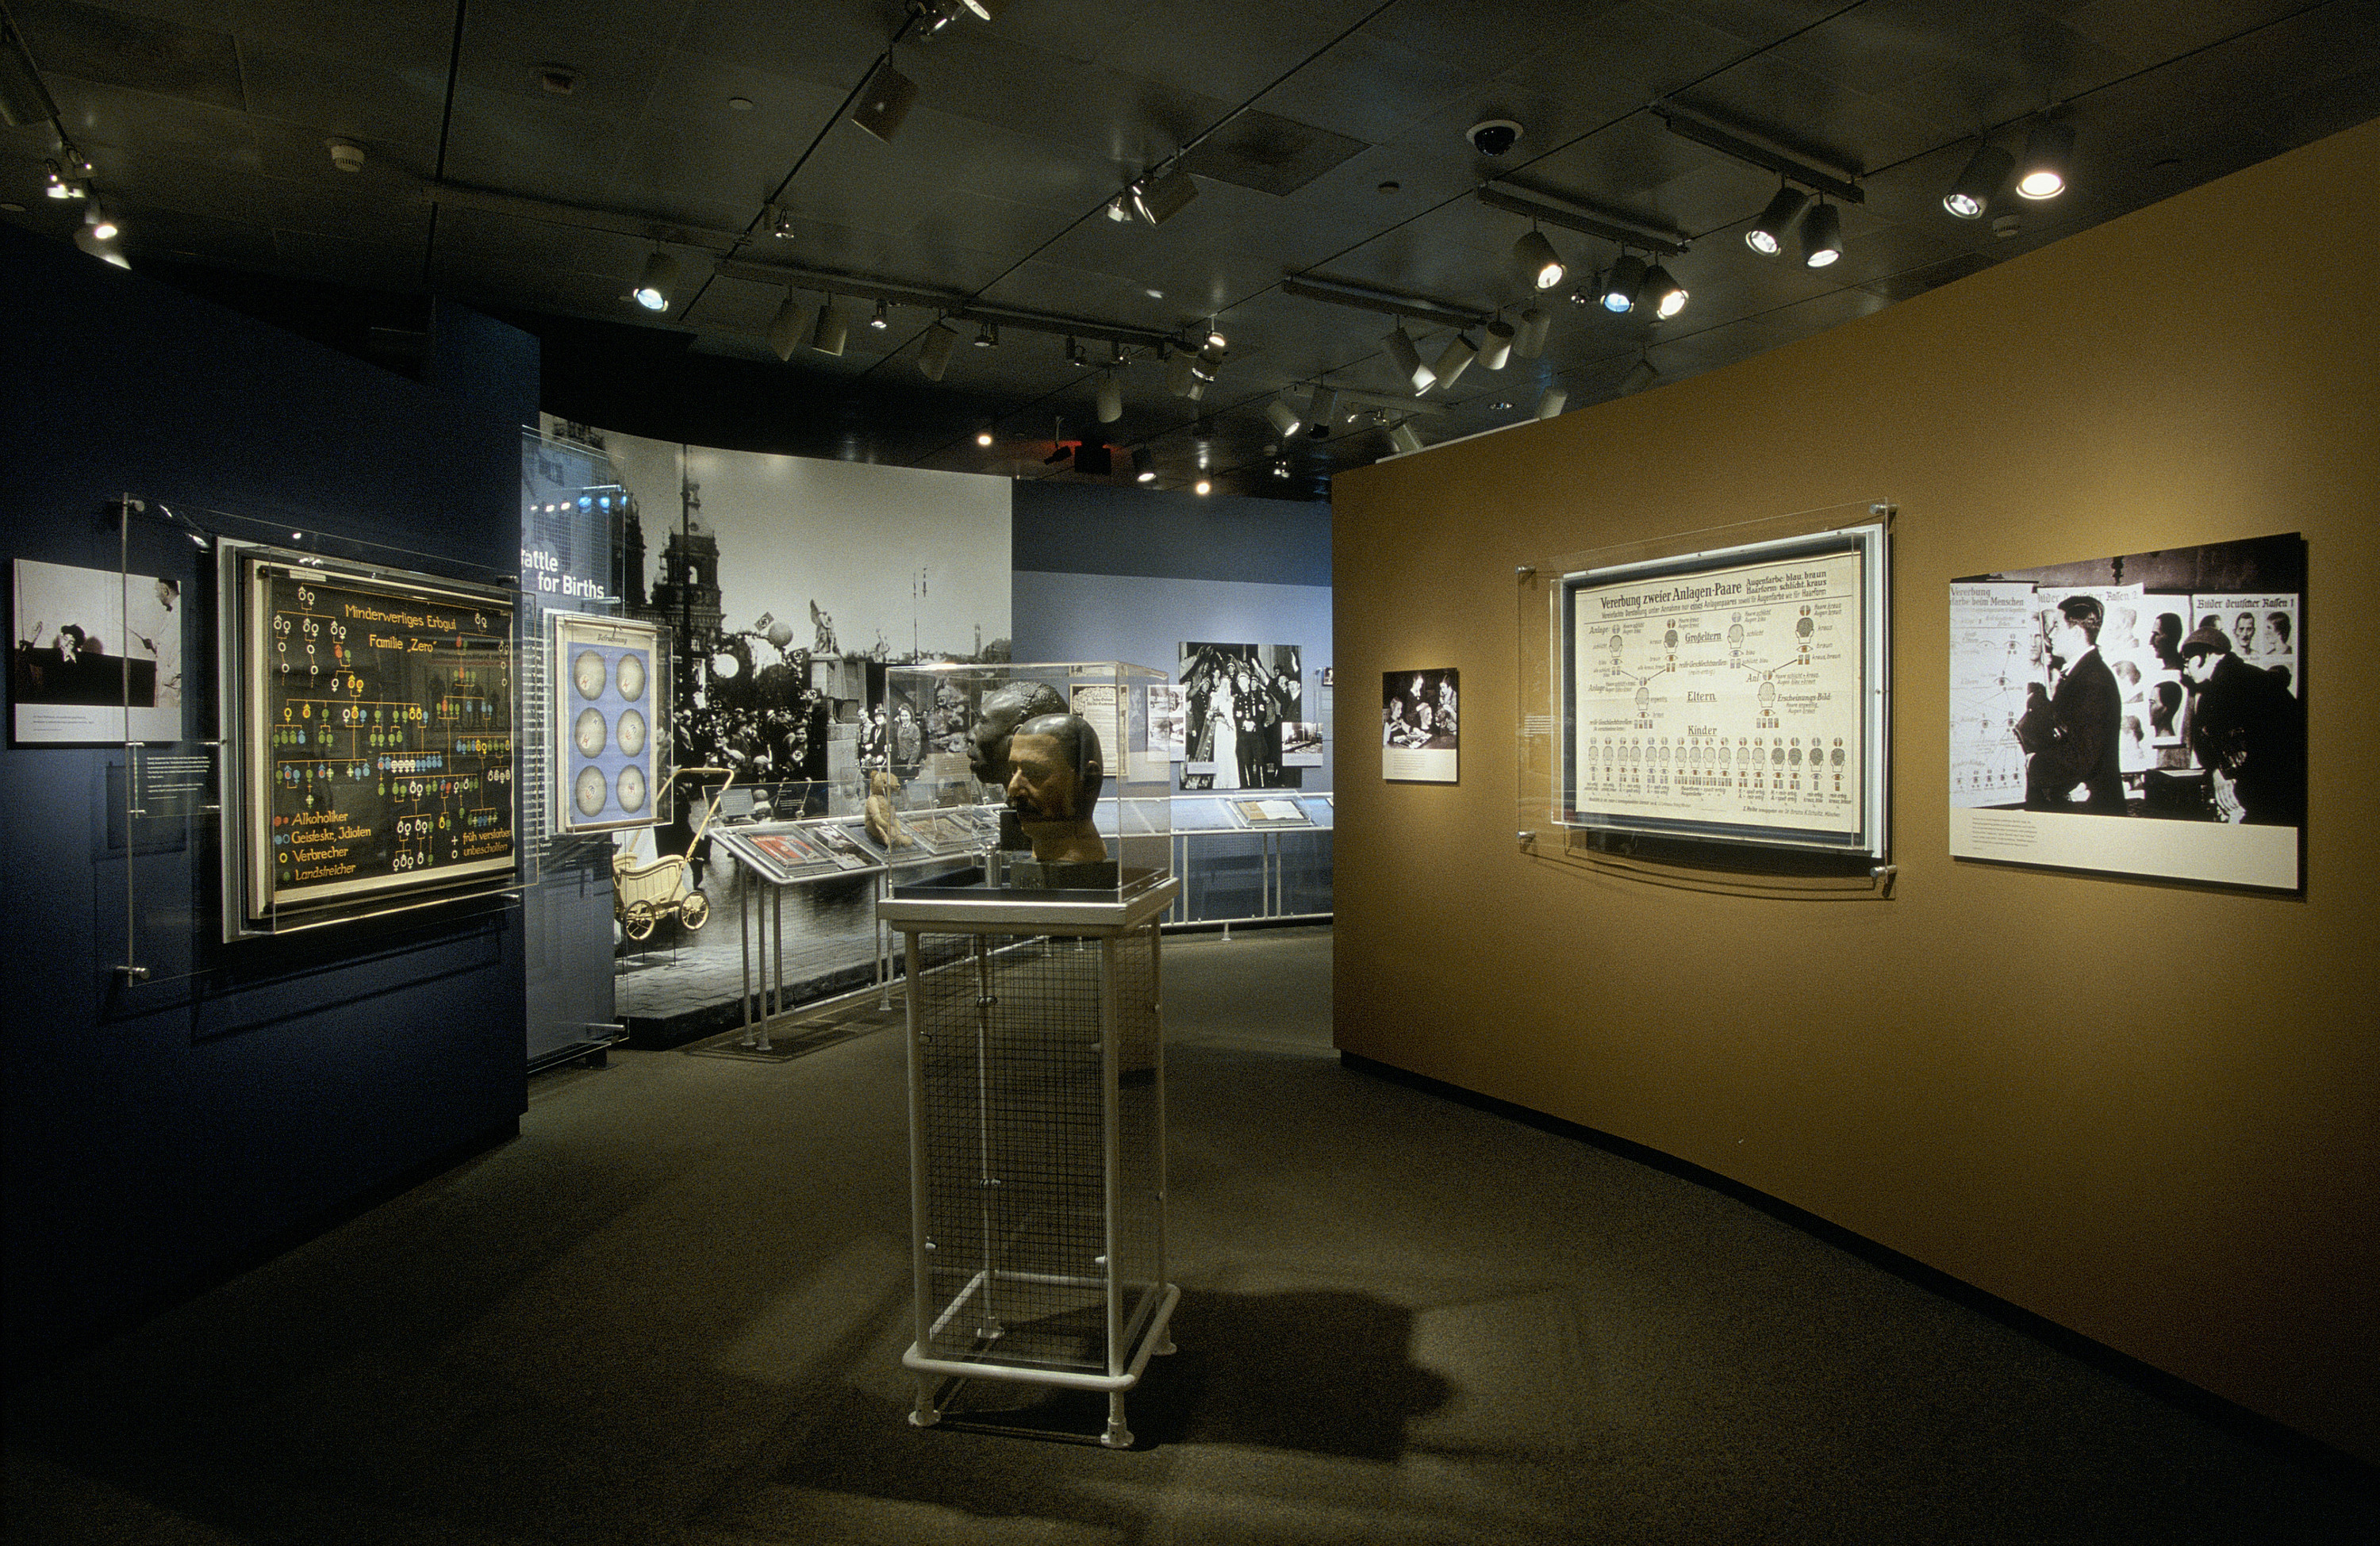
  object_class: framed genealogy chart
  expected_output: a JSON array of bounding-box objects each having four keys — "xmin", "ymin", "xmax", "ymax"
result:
[
  {"xmin": 1526, "ymin": 512, "xmax": 1889, "ymax": 861},
  {"xmin": 221, "ymin": 545, "xmax": 518, "ymax": 936}
]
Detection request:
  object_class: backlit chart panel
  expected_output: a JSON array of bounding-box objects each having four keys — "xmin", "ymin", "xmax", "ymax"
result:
[
  {"xmin": 1557, "ymin": 520, "xmax": 1887, "ymax": 857},
  {"xmin": 237, "ymin": 553, "xmax": 516, "ymax": 928}
]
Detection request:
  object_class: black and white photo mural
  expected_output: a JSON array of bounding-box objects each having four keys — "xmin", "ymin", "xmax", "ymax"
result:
[
  {"xmin": 1948, "ymin": 531, "xmax": 2305, "ymax": 891},
  {"xmin": 1179, "ymin": 641, "xmax": 1303, "ymax": 790},
  {"xmin": 554, "ymin": 423, "xmax": 1011, "ymax": 803}
]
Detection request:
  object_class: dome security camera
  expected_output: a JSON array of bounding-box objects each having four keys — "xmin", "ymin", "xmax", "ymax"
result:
[{"xmin": 1468, "ymin": 119, "xmax": 1522, "ymax": 156}]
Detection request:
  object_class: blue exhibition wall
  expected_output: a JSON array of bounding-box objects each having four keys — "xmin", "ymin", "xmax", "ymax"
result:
[
  {"xmin": 1012, "ymin": 482, "xmax": 1334, "ymax": 788},
  {"xmin": 1, "ymin": 225, "xmax": 531, "ymax": 1371}
]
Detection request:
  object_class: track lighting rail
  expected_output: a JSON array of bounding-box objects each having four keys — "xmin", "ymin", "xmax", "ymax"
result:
[
  {"xmin": 1476, "ymin": 187, "xmax": 1691, "ymax": 257},
  {"xmin": 1278, "ymin": 275, "xmax": 1491, "ymax": 332},
  {"xmin": 1650, "ymin": 103, "xmax": 1864, "ymax": 204}
]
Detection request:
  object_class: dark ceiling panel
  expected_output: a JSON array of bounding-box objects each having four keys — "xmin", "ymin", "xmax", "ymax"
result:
[
  {"xmin": 451, "ymin": 12, "xmax": 671, "ymax": 121},
  {"xmin": 235, "ymin": 40, "xmax": 448, "ymax": 154},
  {"xmin": 1245, "ymin": 29, "xmax": 1486, "ymax": 147},
  {"xmin": 669, "ymin": 0, "xmax": 889, "ymax": 96},
  {"xmin": 2056, "ymin": 0, "xmax": 2316, "ymax": 65},
  {"xmin": 1362, "ymin": 0, "xmax": 1622, "ymax": 81},
  {"xmin": 10, "ymin": 0, "xmax": 246, "ymax": 109},
  {"xmin": 437, "ymin": 85, "xmax": 646, "ymax": 209},
  {"xmin": 1496, "ymin": 1, "xmax": 1775, "ymax": 124},
  {"xmin": 896, "ymin": 30, "xmax": 1230, "ymax": 175},
  {"xmin": 1177, "ymin": 108, "xmax": 1368, "ymax": 198},
  {"xmin": 1093, "ymin": 0, "xmax": 1391, "ymax": 105},
  {"xmin": 2, "ymin": 0, "xmax": 2369, "ymax": 493},
  {"xmin": 42, "ymin": 75, "xmax": 259, "ymax": 166}
]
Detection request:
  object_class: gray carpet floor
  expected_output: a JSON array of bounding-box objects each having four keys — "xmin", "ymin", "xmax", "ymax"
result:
[{"xmin": 6, "ymin": 926, "xmax": 2372, "ymax": 1544}]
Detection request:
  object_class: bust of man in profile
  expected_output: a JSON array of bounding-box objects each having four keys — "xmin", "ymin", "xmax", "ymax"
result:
[
  {"xmin": 968, "ymin": 681, "xmax": 1066, "ymax": 854},
  {"xmin": 967, "ymin": 680, "xmax": 1066, "ymax": 787},
  {"xmin": 1003, "ymin": 712, "xmax": 1107, "ymax": 865}
]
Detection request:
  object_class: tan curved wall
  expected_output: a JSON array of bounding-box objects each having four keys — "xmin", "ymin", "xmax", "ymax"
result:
[{"xmin": 1330, "ymin": 117, "xmax": 2380, "ymax": 1463}]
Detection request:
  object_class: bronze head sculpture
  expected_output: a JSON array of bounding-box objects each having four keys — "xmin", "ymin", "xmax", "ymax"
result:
[
  {"xmin": 1004, "ymin": 711, "xmax": 1106, "ymax": 865},
  {"xmin": 967, "ymin": 680, "xmax": 1066, "ymax": 788}
]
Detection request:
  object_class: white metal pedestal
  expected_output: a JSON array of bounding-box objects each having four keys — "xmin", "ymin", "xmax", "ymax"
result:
[{"xmin": 880, "ymin": 878, "xmax": 1180, "ymax": 1448}]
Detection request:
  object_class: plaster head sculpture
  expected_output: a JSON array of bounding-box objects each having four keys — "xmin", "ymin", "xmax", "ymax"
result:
[
  {"xmin": 966, "ymin": 680, "xmax": 1066, "ymax": 787},
  {"xmin": 1004, "ymin": 712, "xmax": 1107, "ymax": 865}
]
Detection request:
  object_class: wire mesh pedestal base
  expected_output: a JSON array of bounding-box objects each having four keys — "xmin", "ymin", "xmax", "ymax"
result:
[
  {"xmin": 904, "ymin": 1279, "xmax": 1180, "ymax": 1448},
  {"xmin": 885, "ymin": 880, "xmax": 1179, "ymax": 1450}
]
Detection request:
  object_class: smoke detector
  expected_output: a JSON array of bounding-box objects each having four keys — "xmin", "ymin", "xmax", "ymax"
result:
[{"xmin": 325, "ymin": 140, "xmax": 364, "ymax": 173}]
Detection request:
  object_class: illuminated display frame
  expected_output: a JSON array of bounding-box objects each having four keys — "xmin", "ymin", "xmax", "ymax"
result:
[
  {"xmin": 219, "ymin": 541, "xmax": 520, "ymax": 938},
  {"xmin": 1522, "ymin": 510, "xmax": 1891, "ymax": 863}
]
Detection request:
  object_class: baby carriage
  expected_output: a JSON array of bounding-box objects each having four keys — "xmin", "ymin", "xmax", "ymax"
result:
[{"xmin": 613, "ymin": 766, "xmax": 732, "ymax": 942}]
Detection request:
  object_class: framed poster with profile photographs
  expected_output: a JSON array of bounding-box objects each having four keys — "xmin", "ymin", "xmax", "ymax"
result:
[
  {"xmin": 552, "ymin": 611, "xmax": 663, "ymax": 834},
  {"xmin": 1948, "ymin": 531, "xmax": 2305, "ymax": 892},
  {"xmin": 1384, "ymin": 668, "xmax": 1458, "ymax": 783}
]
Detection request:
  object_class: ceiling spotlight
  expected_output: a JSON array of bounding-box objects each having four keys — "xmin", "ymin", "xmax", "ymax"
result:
[
  {"xmin": 1943, "ymin": 143, "xmax": 2013, "ymax": 219},
  {"xmin": 1480, "ymin": 320, "xmax": 1516, "ymax": 371},
  {"xmin": 85, "ymin": 205, "xmax": 118, "ymax": 242},
  {"xmin": 1600, "ymin": 254, "xmax": 1647, "ymax": 314},
  {"xmin": 1165, "ymin": 351, "xmax": 1200, "ymax": 397},
  {"xmin": 976, "ymin": 430, "xmax": 995, "ymax": 447},
  {"xmin": 1619, "ymin": 355, "xmax": 1659, "ymax": 395},
  {"xmin": 1133, "ymin": 447, "xmax": 1156, "ymax": 483},
  {"xmin": 632, "ymin": 251, "xmax": 679, "ymax": 312},
  {"xmin": 1265, "ymin": 397, "xmax": 1303, "ymax": 436},
  {"xmin": 1384, "ymin": 324, "xmax": 1434, "ymax": 392},
  {"xmin": 73, "ymin": 223, "xmax": 128, "ymax": 268},
  {"xmin": 849, "ymin": 59, "xmax": 917, "ymax": 144},
  {"xmin": 1643, "ymin": 264, "xmax": 1687, "ymax": 320},
  {"xmin": 1106, "ymin": 195, "xmax": 1133, "ymax": 222},
  {"xmin": 1193, "ymin": 478, "xmax": 1211, "ymax": 497},
  {"xmin": 767, "ymin": 205, "xmax": 797, "ymax": 238},
  {"xmin": 1745, "ymin": 184, "xmax": 1808, "ymax": 255},
  {"xmin": 1066, "ymin": 336, "xmax": 1087, "ymax": 366},
  {"xmin": 1205, "ymin": 320, "xmax": 1227, "ymax": 350},
  {"xmin": 1045, "ymin": 442, "xmax": 1073, "ymax": 465},
  {"xmin": 1799, "ymin": 201, "xmax": 1843, "ymax": 267},
  {"xmin": 961, "ymin": 0, "xmax": 1012, "ymax": 18},
  {"xmin": 1430, "ymin": 332, "xmax": 1476, "ymax": 390},
  {"xmin": 810, "ymin": 301, "xmax": 849, "ymax": 356},
  {"xmin": 1096, "ymin": 372, "xmax": 1123, "ymax": 424},
  {"xmin": 1388, "ymin": 421, "xmax": 1425, "ymax": 455},
  {"xmin": 766, "ymin": 295, "xmax": 810, "ymax": 360},
  {"xmin": 868, "ymin": 298, "xmax": 889, "ymax": 330},
  {"xmin": 1515, "ymin": 308, "xmax": 1551, "ymax": 359},
  {"xmin": 1192, "ymin": 346, "xmax": 1221, "ymax": 382},
  {"xmin": 1535, "ymin": 386, "xmax": 1567, "ymax": 419},
  {"xmin": 1130, "ymin": 163, "xmax": 1198, "ymax": 225},
  {"xmin": 1307, "ymin": 386, "xmax": 1338, "ymax": 438},
  {"xmin": 2016, "ymin": 121, "xmax": 2075, "ymax": 200},
  {"xmin": 973, "ymin": 320, "xmax": 999, "ymax": 347},
  {"xmin": 1514, "ymin": 228, "xmax": 1566, "ymax": 290},
  {"xmin": 917, "ymin": 319, "xmax": 959, "ymax": 380}
]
